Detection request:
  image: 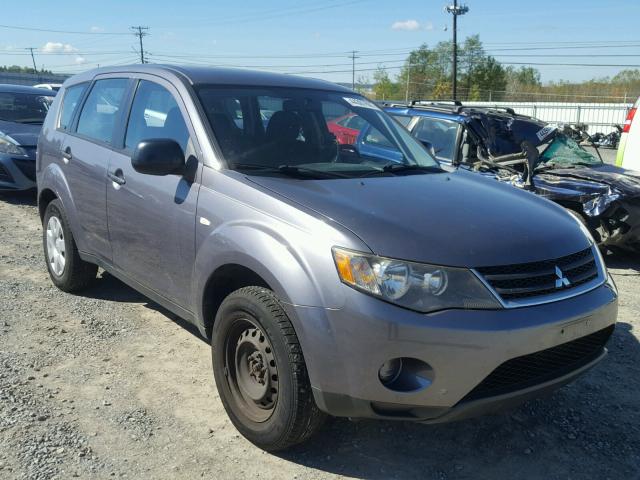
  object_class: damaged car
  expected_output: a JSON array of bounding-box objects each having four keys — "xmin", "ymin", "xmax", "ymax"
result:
[{"xmin": 383, "ymin": 102, "xmax": 640, "ymax": 251}]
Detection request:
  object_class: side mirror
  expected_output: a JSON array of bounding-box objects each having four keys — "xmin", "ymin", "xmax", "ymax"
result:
[
  {"xmin": 420, "ymin": 140, "xmax": 436, "ymax": 157},
  {"xmin": 132, "ymin": 139, "xmax": 185, "ymax": 176}
]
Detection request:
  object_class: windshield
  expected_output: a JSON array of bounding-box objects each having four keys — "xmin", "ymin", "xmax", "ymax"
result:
[
  {"xmin": 538, "ymin": 133, "xmax": 601, "ymax": 168},
  {"xmin": 197, "ymin": 86, "xmax": 440, "ymax": 178},
  {"xmin": 0, "ymin": 92, "xmax": 54, "ymax": 124}
]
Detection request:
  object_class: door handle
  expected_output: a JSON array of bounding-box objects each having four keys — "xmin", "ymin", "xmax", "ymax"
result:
[
  {"xmin": 62, "ymin": 147, "xmax": 72, "ymax": 163},
  {"xmin": 107, "ymin": 169, "xmax": 126, "ymax": 186}
]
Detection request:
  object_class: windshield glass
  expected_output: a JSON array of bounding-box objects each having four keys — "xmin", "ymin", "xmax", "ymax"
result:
[
  {"xmin": 538, "ymin": 133, "xmax": 601, "ymax": 168},
  {"xmin": 0, "ymin": 92, "xmax": 54, "ymax": 124},
  {"xmin": 197, "ymin": 86, "xmax": 440, "ymax": 178}
]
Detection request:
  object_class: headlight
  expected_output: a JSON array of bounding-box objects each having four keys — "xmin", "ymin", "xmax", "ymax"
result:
[
  {"xmin": 332, "ymin": 247, "xmax": 502, "ymax": 313},
  {"xmin": 0, "ymin": 133, "xmax": 27, "ymax": 156}
]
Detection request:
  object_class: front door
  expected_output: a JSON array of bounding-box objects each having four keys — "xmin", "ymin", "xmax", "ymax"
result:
[{"xmin": 106, "ymin": 78, "xmax": 200, "ymax": 306}]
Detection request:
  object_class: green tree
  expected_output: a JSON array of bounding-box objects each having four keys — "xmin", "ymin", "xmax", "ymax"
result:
[{"xmin": 372, "ymin": 67, "xmax": 397, "ymax": 100}]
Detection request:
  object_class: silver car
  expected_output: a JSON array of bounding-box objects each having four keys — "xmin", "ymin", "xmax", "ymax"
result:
[{"xmin": 37, "ymin": 65, "xmax": 618, "ymax": 451}]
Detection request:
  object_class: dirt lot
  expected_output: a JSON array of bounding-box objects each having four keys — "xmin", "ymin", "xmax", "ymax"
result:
[{"xmin": 0, "ymin": 189, "xmax": 639, "ymax": 480}]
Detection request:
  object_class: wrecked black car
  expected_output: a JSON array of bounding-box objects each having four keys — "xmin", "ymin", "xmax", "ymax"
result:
[{"xmin": 384, "ymin": 102, "xmax": 640, "ymax": 251}]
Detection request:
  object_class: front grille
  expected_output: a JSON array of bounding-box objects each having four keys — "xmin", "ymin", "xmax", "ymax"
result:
[
  {"xmin": 463, "ymin": 325, "xmax": 614, "ymax": 402},
  {"xmin": 475, "ymin": 247, "xmax": 599, "ymax": 302},
  {"xmin": 13, "ymin": 158, "xmax": 36, "ymax": 181}
]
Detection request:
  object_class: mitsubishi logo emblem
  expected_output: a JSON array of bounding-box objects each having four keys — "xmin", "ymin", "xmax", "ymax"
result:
[{"xmin": 555, "ymin": 266, "xmax": 571, "ymax": 289}]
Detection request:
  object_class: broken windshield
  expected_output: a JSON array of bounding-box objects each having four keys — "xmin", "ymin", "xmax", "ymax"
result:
[{"xmin": 537, "ymin": 134, "xmax": 601, "ymax": 169}]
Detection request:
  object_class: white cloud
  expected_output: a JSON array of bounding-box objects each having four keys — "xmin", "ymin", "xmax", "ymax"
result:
[
  {"xmin": 391, "ymin": 19, "xmax": 420, "ymax": 31},
  {"xmin": 42, "ymin": 42, "xmax": 78, "ymax": 53},
  {"xmin": 75, "ymin": 56, "xmax": 86, "ymax": 64},
  {"xmin": 90, "ymin": 26, "xmax": 103, "ymax": 33},
  {"xmin": 424, "ymin": 21, "xmax": 434, "ymax": 31}
]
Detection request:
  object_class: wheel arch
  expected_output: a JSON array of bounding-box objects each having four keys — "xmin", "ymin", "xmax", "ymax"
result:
[{"xmin": 201, "ymin": 263, "xmax": 272, "ymax": 339}]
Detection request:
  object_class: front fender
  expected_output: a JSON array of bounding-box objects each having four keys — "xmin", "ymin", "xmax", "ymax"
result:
[{"xmin": 192, "ymin": 219, "xmax": 347, "ymax": 324}]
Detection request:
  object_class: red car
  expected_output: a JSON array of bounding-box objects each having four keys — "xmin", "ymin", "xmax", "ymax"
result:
[{"xmin": 327, "ymin": 113, "xmax": 366, "ymax": 144}]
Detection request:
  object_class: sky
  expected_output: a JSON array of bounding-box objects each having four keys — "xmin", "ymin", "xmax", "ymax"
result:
[{"xmin": 1, "ymin": 0, "xmax": 639, "ymax": 85}]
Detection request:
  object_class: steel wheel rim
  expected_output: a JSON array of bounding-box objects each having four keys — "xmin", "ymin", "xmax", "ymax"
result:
[
  {"xmin": 224, "ymin": 316, "xmax": 279, "ymax": 423},
  {"xmin": 46, "ymin": 215, "xmax": 66, "ymax": 277}
]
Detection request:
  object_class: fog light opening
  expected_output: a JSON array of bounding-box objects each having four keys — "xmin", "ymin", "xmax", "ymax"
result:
[{"xmin": 378, "ymin": 357, "xmax": 434, "ymax": 392}]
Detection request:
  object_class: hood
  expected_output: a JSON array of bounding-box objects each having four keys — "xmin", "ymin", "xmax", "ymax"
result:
[
  {"xmin": 247, "ymin": 170, "xmax": 591, "ymax": 268},
  {"xmin": 536, "ymin": 163, "xmax": 640, "ymax": 196},
  {"xmin": 533, "ymin": 163, "xmax": 640, "ymax": 217},
  {"xmin": 0, "ymin": 119, "xmax": 42, "ymax": 147}
]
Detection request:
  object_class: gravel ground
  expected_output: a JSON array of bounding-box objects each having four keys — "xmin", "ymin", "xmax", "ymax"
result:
[{"xmin": 0, "ymin": 189, "xmax": 639, "ymax": 480}]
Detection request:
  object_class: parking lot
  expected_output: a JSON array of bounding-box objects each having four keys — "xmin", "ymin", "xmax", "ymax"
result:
[{"xmin": 1, "ymin": 152, "xmax": 639, "ymax": 480}]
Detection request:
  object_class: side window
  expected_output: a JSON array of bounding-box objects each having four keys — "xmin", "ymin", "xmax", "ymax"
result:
[
  {"xmin": 363, "ymin": 126, "xmax": 394, "ymax": 149},
  {"xmin": 58, "ymin": 83, "xmax": 87, "ymax": 130},
  {"xmin": 413, "ymin": 117, "xmax": 459, "ymax": 162},
  {"xmin": 125, "ymin": 80, "xmax": 190, "ymax": 152},
  {"xmin": 76, "ymin": 79, "xmax": 128, "ymax": 144},
  {"xmin": 392, "ymin": 115, "xmax": 412, "ymax": 128}
]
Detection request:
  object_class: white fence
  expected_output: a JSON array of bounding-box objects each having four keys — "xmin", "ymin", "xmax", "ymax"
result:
[{"xmin": 463, "ymin": 101, "xmax": 633, "ymax": 134}]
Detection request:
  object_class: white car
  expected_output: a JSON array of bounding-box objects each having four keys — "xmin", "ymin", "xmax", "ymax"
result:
[
  {"xmin": 617, "ymin": 97, "xmax": 640, "ymax": 170},
  {"xmin": 34, "ymin": 83, "xmax": 62, "ymax": 92}
]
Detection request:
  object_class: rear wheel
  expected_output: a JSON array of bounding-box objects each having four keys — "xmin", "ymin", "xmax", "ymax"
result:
[
  {"xmin": 212, "ymin": 286, "xmax": 325, "ymax": 451},
  {"xmin": 42, "ymin": 199, "xmax": 97, "ymax": 292}
]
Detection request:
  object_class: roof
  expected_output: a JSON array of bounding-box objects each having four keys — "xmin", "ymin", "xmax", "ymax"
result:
[
  {"xmin": 0, "ymin": 84, "xmax": 57, "ymax": 95},
  {"xmin": 63, "ymin": 64, "xmax": 353, "ymax": 93}
]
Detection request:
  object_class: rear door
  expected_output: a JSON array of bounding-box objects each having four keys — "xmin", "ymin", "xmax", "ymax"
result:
[
  {"xmin": 106, "ymin": 77, "xmax": 201, "ymax": 306},
  {"xmin": 60, "ymin": 77, "xmax": 130, "ymax": 262}
]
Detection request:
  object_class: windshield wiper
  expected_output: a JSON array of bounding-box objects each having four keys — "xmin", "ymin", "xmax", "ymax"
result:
[
  {"xmin": 382, "ymin": 163, "xmax": 443, "ymax": 174},
  {"xmin": 233, "ymin": 163, "xmax": 349, "ymax": 179},
  {"xmin": 277, "ymin": 165, "xmax": 350, "ymax": 178}
]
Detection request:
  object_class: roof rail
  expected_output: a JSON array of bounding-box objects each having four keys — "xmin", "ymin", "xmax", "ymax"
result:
[{"xmin": 411, "ymin": 99, "xmax": 463, "ymax": 107}]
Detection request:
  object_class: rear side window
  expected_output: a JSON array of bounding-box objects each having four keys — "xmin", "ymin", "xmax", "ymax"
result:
[
  {"xmin": 125, "ymin": 80, "xmax": 190, "ymax": 152},
  {"xmin": 76, "ymin": 79, "xmax": 128, "ymax": 144},
  {"xmin": 58, "ymin": 83, "xmax": 87, "ymax": 130}
]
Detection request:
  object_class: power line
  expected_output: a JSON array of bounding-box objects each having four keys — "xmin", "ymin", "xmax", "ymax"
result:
[
  {"xmin": 0, "ymin": 23, "xmax": 130, "ymax": 35},
  {"xmin": 130, "ymin": 26, "xmax": 149, "ymax": 64}
]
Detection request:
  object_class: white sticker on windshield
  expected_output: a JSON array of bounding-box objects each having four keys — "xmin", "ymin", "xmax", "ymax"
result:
[
  {"xmin": 343, "ymin": 96, "xmax": 379, "ymax": 110},
  {"xmin": 536, "ymin": 124, "xmax": 557, "ymax": 141}
]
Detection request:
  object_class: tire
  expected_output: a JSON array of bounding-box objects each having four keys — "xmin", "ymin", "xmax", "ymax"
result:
[
  {"xmin": 42, "ymin": 199, "xmax": 97, "ymax": 292},
  {"xmin": 212, "ymin": 286, "xmax": 326, "ymax": 451}
]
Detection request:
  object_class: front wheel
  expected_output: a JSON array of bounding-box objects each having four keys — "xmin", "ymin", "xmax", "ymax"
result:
[{"xmin": 212, "ymin": 287, "xmax": 325, "ymax": 451}]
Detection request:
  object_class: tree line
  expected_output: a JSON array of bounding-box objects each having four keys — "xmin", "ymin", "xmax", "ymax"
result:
[{"xmin": 367, "ymin": 35, "xmax": 640, "ymax": 104}]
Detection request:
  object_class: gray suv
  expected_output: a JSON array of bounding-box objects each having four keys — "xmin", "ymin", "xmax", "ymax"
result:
[{"xmin": 37, "ymin": 65, "xmax": 618, "ymax": 451}]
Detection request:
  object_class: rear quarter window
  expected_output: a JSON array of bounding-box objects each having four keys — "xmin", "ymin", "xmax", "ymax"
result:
[{"xmin": 58, "ymin": 83, "xmax": 88, "ymax": 130}]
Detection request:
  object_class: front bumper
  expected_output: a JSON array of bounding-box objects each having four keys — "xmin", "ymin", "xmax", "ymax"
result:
[
  {"xmin": 0, "ymin": 154, "xmax": 36, "ymax": 192},
  {"xmin": 284, "ymin": 280, "xmax": 617, "ymax": 422}
]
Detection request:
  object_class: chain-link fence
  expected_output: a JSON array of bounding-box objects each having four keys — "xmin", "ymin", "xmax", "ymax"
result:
[{"xmin": 0, "ymin": 71, "xmax": 70, "ymax": 86}]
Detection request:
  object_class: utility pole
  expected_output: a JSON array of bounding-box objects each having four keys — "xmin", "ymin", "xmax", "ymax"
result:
[
  {"xmin": 26, "ymin": 47, "xmax": 38, "ymax": 74},
  {"xmin": 445, "ymin": 0, "xmax": 469, "ymax": 100},
  {"xmin": 349, "ymin": 50, "xmax": 359, "ymax": 90},
  {"xmin": 131, "ymin": 26, "xmax": 150, "ymax": 64}
]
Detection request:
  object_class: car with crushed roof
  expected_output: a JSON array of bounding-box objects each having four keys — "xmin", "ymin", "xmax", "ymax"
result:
[{"xmin": 383, "ymin": 101, "xmax": 640, "ymax": 252}]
